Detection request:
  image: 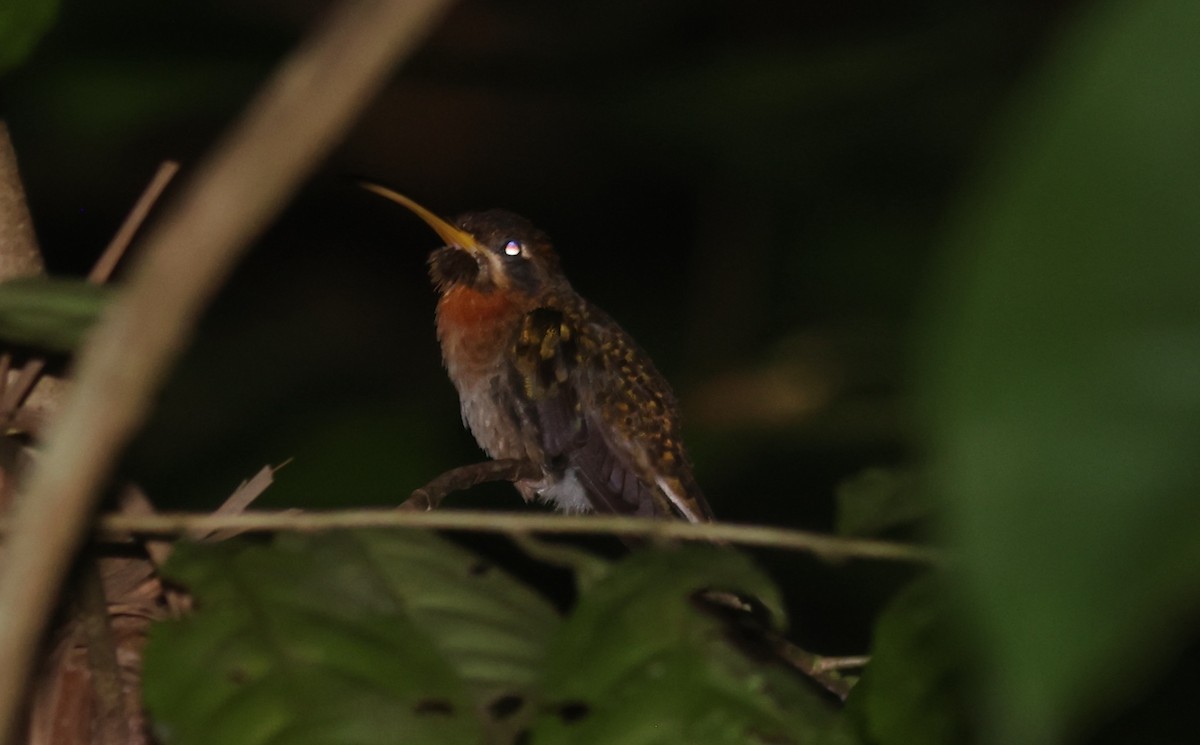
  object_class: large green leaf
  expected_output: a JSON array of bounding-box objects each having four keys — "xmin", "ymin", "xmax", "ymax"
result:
[
  {"xmin": 145, "ymin": 531, "xmax": 561, "ymax": 745},
  {"xmin": 0, "ymin": 277, "xmax": 110, "ymax": 352},
  {"xmin": 313, "ymin": 530, "xmax": 561, "ymax": 702},
  {"xmin": 528, "ymin": 546, "xmax": 854, "ymax": 745},
  {"xmin": 0, "ymin": 0, "xmax": 57, "ymax": 75},
  {"xmin": 922, "ymin": 0, "xmax": 1200, "ymax": 742}
]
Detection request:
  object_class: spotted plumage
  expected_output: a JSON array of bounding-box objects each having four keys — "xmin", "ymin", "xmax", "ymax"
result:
[{"xmin": 364, "ymin": 185, "xmax": 714, "ymax": 523}]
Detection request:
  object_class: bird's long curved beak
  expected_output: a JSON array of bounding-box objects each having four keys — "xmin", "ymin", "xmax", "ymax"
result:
[{"xmin": 360, "ymin": 183, "xmax": 483, "ymax": 255}]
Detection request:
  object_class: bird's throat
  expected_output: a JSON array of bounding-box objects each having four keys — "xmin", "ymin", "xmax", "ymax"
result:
[
  {"xmin": 437, "ymin": 285, "xmax": 522, "ymax": 328},
  {"xmin": 436, "ymin": 285, "xmax": 527, "ymax": 372}
]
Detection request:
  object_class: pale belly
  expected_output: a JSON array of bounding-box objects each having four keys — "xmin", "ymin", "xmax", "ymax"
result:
[
  {"xmin": 452, "ymin": 371, "xmax": 528, "ymax": 462},
  {"xmin": 449, "ymin": 368, "xmax": 594, "ymax": 513}
]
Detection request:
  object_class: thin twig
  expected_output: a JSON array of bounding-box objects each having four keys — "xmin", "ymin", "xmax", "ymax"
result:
[
  {"xmin": 35, "ymin": 509, "xmax": 945, "ymax": 565},
  {"xmin": 810, "ymin": 655, "xmax": 870, "ymax": 673},
  {"xmin": 192, "ymin": 462, "xmax": 288, "ymax": 541},
  {"xmin": 403, "ymin": 458, "xmax": 540, "ymax": 511},
  {"xmin": 773, "ymin": 637, "xmax": 857, "ymax": 700},
  {"xmin": 87, "ymin": 161, "xmax": 180, "ymax": 284},
  {"xmin": 0, "ymin": 1, "xmax": 457, "ymax": 740},
  {"xmin": 696, "ymin": 589, "xmax": 859, "ymax": 700}
]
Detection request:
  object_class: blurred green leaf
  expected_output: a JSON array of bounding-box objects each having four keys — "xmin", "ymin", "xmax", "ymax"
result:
[
  {"xmin": 835, "ymin": 467, "xmax": 928, "ymax": 538},
  {"xmin": 35, "ymin": 58, "xmax": 262, "ymax": 145},
  {"xmin": 0, "ymin": 0, "xmax": 57, "ymax": 75},
  {"xmin": 145, "ymin": 530, "xmax": 560, "ymax": 745},
  {"xmin": 922, "ymin": 0, "xmax": 1200, "ymax": 742},
  {"xmin": 847, "ymin": 577, "xmax": 971, "ymax": 745},
  {"xmin": 529, "ymin": 546, "xmax": 853, "ymax": 745},
  {"xmin": 0, "ymin": 277, "xmax": 109, "ymax": 352}
]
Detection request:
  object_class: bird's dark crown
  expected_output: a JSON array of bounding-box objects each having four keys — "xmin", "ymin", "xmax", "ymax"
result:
[{"xmin": 429, "ymin": 209, "xmax": 567, "ymax": 297}]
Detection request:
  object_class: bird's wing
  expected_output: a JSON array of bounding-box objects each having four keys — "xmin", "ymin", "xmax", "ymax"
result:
[{"xmin": 510, "ymin": 305, "xmax": 713, "ymax": 522}]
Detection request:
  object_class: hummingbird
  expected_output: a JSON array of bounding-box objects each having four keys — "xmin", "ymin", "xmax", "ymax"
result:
[{"xmin": 364, "ymin": 184, "xmax": 714, "ymax": 523}]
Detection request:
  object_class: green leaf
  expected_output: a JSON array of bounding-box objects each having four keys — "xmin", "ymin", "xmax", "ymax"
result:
[
  {"xmin": 145, "ymin": 530, "xmax": 561, "ymax": 745},
  {"xmin": 314, "ymin": 530, "xmax": 561, "ymax": 703},
  {"xmin": 0, "ymin": 277, "xmax": 110, "ymax": 352},
  {"xmin": 0, "ymin": 0, "xmax": 58, "ymax": 75},
  {"xmin": 835, "ymin": 467, "xmax": 928, "ymax": 538},
  {"xmin": 528, "ymin": 547, "xmax": 853, "ymax": 745},
  {"xmin": 847, "ymin": 577, "xmax": 970, "ymax": 745},
  {"xmin": 921, "ymin": 0, "xmax": 1200, "ymax": 742}
]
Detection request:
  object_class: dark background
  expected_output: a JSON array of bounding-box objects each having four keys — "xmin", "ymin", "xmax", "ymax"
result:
[{"xmin": 2, "ymin": 0, "xmax": 1080, "ymax": 651}]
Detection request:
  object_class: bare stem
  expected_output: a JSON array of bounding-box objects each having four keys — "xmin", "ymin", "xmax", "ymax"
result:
[
  {"xmin": 0, "ymin": 1, "xmax": 457, "ymax": 739},
  {"xmin": 772, "ymin": 638, "xmax": 857, "ymax": 700},
  {"xmin": 39, "ymin": 509, "xmax": 945, "ymax": 565},
  {"xmin": 87, "ymin": 161, "xmax": 180, "ymax": 284},
  {"xmin": 403, "ymin": 459, "xmax": 540, "ymax": 511}
]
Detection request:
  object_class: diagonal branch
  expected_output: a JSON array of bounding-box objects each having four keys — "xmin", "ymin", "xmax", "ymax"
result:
[
  {"xmin": 87, "ymin": 161, "xmax": 180, "ymax": 285},
  {"xmin": 0, "ymin": 1, "xmax": 458, "ymax": 740}
]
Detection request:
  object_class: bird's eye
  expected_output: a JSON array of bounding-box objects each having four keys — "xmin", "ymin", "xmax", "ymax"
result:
[{"xmin": 503, "ymin": 240, "xmax": 523, "ymax": 257}]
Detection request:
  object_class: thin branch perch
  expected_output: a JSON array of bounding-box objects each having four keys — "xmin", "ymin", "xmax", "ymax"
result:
[
  {"xmin": 403, "ymin": 459, "xmax": 541, "ymax": 511},
  {"xmin": 12, "ymin": 509, "xmax": 944, "ymax": 565}
]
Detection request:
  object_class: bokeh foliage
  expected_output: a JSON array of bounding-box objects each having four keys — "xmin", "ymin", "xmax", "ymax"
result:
[
  {"xmin": 0, "ymin": 0, "xmax": 58, "ymax": 75},
  {"xmin": 923, "ymin": 0, "xmax": 1200, "ymax": 741}
]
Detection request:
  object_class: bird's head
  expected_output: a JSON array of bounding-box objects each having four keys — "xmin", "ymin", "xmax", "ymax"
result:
[{"xmin": 362, "ymin": 183, "xmax": 566, "ymax": 299}]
